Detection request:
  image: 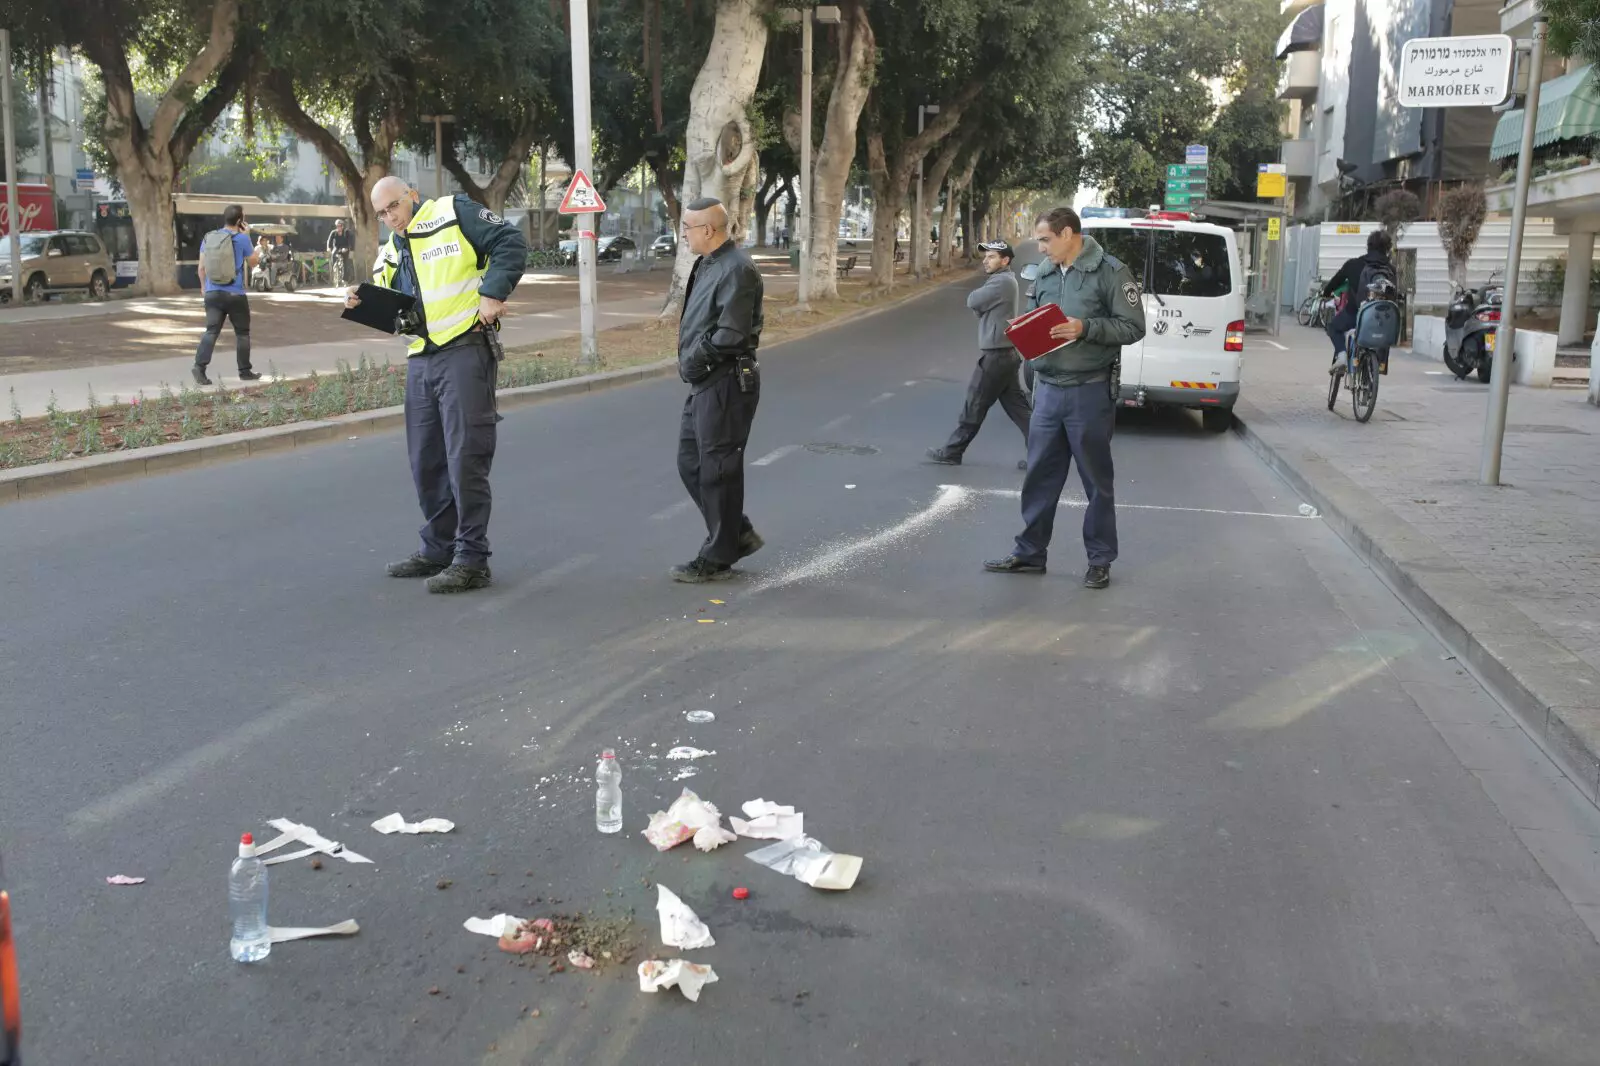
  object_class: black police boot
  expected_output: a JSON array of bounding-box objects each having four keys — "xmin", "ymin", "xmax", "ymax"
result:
[
  {"xmin": 426, "ymin": 563, "xmax": 493, "ymax": 594},
  {"xmin": 983, "ymin": 554, "xmax": 1046, "ymax": 574},
  {"xmin": 737, "ymin": 529, "xmax": 765, "ymax": 560},
  {"xmin": 387, "ymin": 552, "xmax": 450, "ymax": 578},
  {"xmin": 671, "ymin": 557, "xmax": 735, "ymax": 584},
  {"xmin": 925, "ymin": 447, "xmax": 962, "ymax": 466},
  {"xmin": 1083, "ymin": 565, "xmax": 1111, "ymax": 589}
]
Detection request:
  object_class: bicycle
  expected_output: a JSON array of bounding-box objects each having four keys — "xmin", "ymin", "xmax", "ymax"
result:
[
  {"xmin": 1325, "ymin": 278, "xmax": 1399, "ymax": 424},
  {"xmin": 1296, "ymin": 276, "xmax": 1324, "ymax": 327}
]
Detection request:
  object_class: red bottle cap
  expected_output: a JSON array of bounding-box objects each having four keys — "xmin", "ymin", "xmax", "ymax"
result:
[
  {"xmin": 240, "ymin": 833, "xmax": 253, "ymax": 845},
  {"xmin": 732, "ymin": 886, "xmax": 750, "ymax": 900}
]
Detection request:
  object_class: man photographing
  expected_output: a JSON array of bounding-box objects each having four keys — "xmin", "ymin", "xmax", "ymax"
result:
[
  {"xmin": 672, "ymin": 197, "xmax": 766, "ymax": 583},
  {"xmin": 926, "ymin": 239, "xmax": 1030, "ymax": 469},
  {"xmin": 346, "ymin": 176, "xmax": 528, "ymax": 594}
]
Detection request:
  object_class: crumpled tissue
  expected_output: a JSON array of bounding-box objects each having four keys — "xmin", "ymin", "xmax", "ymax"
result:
[
  {"xmin": 643, "ymin": 788, "xmax": 737, "ymax": 852},
  {"xmin": 655, "ymin": 884, "xmax": 714, "ymax": 949},
  {"xmin": 638, "ymin": 959, "xmax": 719, "ymax": 1002},
  {"xmin": 371, "ymin": 813, "xmax": 455, "ymax": 835},
  {"xmin": 729, "ymin": 798, "xmax": 804, "ymax": 840}
]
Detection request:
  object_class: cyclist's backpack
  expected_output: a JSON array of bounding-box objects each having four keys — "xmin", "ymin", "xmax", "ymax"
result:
[
  {"xmin": 200, "ymin": 229, "xmax": 238, "ymax": 285},
  {"xmin": 1356, "ymin": 258, "xmax": 1397, "ymax": 300}
]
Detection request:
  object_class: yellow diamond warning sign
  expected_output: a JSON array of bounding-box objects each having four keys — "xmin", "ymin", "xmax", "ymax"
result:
[{"xmin": 559, "ymin": 169, "xmax": 606, "ymax": 214}]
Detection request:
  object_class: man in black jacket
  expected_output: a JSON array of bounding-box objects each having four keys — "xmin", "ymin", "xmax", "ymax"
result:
[
  {"xmin": 672, "ymin": 197, "xmax": 766, "ymax": 583},
  {"xmin": 1323, "ymin": 229, "xmax": 1394, "ymax": 371}
]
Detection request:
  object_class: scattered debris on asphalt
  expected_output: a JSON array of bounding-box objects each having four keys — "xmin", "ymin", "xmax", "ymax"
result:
[
  {"xmin": 105, "ymin": 875, "xmax": 145, "ymax": 886},
  {"xmin": 730, "ymin": 798, "xmax": 803, "ymax": 840},
  {"xmin": 371, "ymin": 813, "xmax": 456, "ymax": 835},
  {"xmin": 643, "ymin": 789, "xmax": 737, "ymax": 852},
  {"xmin": 638, "ymin": 959, "xmax": 718, "ymax": 1002},
  {"xmin": 310, "ymin": 858, "xmax": 324, "ymax": 870},
  {"xmin": 685, "ymin": 710, "xmax": 716, "ymax": 723},
  {"xmin": 748, "ymin": 836, "xmax": 862, "ymax": 890},
  {"xmin": 656, "ymin": 885, "xmax": 714, "ymax": 949},
  {"xmin": 257, "ymin": 818, "xmax": 373, "ymax": 866},
  {"xmin": 567, "ymin": 950, "xmax": 596, "ymax": 970},
  {"xmin": 480, "ymin": 912, "xmax": 639, "ymax": 971},
  {"xmin": 1298, "ymin": 503, "xmax": 1320, "ymax": 517},
  {"xmin": 436, "ymin": 878, "xmax": 452, "ymax": 890},
  {"xmin": 268, "ymin": 919, "xmax": 360, "ymax": 943},
  {"xmin": 665, "ymin": 746, "xmax": 715, "ymax": 761}
]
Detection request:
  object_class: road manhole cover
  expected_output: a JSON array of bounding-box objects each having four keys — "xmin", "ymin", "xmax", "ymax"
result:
[
  {"xmin": 805, "ymin": 442, "xmax": 880, "ymax": 456},
  {"xmin": 1507, "ymin": 424, "xmax": 1587, "ymax": 434}
]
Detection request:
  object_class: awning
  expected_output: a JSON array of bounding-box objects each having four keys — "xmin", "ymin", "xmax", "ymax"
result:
[
  {"xmin": 1490, "ymin": 64, "xmax": 1600, "ymax": 160},
  {"xmin": 1276, "ymin": 5, "xmax": 1324, "ymax": 59}
]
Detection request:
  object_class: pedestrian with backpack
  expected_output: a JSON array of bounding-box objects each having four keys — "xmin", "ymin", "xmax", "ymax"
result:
[{"xmin": 192, "ymin": 204, "xmax": 262, "ymax": 385}]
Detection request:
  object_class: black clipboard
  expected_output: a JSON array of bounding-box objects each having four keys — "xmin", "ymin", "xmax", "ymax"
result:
[{"xmin": 341, "ymin": 283, "xmax": 417, "ymax": 334}]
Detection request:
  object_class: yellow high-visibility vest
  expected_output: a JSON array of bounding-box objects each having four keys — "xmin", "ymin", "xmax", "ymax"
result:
[{"xmin": 372, "ymin": 197, "xmax": 485, "ymax": 355}]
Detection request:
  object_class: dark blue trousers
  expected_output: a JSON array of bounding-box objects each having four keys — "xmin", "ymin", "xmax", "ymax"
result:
[
  {"xmin": 405, "ymin": 334, "xmax": 498, "ymax": 566},
  {"xmin": 1014, "ymin": 379, "xmax": 1118, "ymax": 567}
]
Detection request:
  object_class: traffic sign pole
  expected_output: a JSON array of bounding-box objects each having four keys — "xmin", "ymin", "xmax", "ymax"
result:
[
  {"xmin": 568, "ymin": 0, "xmax": 599, "ymax": 367},
  {"xmin": 1480, "ymin": 18, "xmax": 1546, "ymax": 486}
]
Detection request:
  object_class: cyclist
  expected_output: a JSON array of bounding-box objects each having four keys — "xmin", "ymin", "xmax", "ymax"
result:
[
  {"xmin": 326, "ymin": 219, "xmax": 356, "ymax": 286},
  {"xmin": 1322, "ymin": 229, "xmax": 1396, "ymax": 374}
]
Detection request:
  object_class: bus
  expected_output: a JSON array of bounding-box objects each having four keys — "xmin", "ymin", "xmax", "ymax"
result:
[{"xmin": 94, "ymin": 193, "xmax": 349, "ymax": 289}]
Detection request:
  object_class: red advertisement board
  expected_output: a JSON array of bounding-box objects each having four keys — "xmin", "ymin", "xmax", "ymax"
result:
[{"xmin": 0, "ymin": 184, "xmax": 58, "ymax": 238}]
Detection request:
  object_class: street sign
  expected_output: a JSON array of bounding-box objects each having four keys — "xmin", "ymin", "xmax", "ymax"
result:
[
  {"xmin": 1166, "ymin": 164, "xmax": 1207, "ymax": 180},
  {"xmin": 1185, "ymin": 144, "xmax": 1209, "ymax": 166},
  {"xmin": 1398, "ymin": 34, "xmax": 1514, "ymax": 108},
  {"xmin": 1267, "ymin": 217, "xmax": 1281, "ymax": 241},
  {"xmin": 1163, "ymin": 191, "xmax": 1199, "ymax": 208},
  {"xmin": 558, "ymin": 168, "xmax": 606, "ymax": 214},
  {"xmin": 1256, "ymin": 163, "xmax": 1287, "ymax": 199},
  {"xmin": 1166, "ymin": 175, "xmax": 1207, "ymax": 189}
]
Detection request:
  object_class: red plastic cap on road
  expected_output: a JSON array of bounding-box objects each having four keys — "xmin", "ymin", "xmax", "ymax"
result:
[
  {"xmin": 732, "ymin": 887, "xmax": 750, "ymax": 900},
  {"xmin": 241, "ymin": 833, "xmax": 253, "ymax": 846}
]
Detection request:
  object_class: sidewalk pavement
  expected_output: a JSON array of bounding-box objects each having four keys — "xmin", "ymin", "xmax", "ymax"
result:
[{"xmin": 1235, "ymin": 323, "xmax": 1600, "ymax": 800}]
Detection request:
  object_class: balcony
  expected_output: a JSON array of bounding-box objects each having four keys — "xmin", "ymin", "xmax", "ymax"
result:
[
  {"xmin": 1278, "ymin": 50, "xmax": 1320, "ymax": 101},
  {"xmin": 1281, "ymin": 139, "xmax": 1316, "ymax": 178},
  {"xmin": 1500, "ymin": 0, "xmax": 1539, "ymax": 38}
]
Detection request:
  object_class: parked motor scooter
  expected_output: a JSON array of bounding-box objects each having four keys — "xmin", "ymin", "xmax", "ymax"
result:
[{"xmin": 1442, "ymin": 269, "xmax": 1502, "ymax": 383}]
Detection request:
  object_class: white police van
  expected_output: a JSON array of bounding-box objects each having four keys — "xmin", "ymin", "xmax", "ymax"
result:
[{"xmin": 1022, "ymin": 213, "xmax": 1246, "ymax": 432}]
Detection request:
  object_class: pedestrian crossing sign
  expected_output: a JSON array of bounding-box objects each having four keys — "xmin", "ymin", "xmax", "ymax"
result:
[{"xmin": 559, "ymin": 169, "xmax": 607, "ymax": 214}]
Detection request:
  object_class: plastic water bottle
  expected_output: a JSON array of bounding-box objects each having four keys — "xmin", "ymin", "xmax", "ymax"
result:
[
  {"xmin": 229, "ymin": 832, "xmax": 271, "ymax": 963},
  {"xmin": 596, "ymin": 750, "xmax": 622, "ymax": 834}
]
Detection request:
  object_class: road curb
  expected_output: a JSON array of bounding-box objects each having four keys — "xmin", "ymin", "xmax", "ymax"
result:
[
  {"xmin": 0, "ymin": 272, "xmax": 963, "ymax": 506},
  {"xmin": 1231, "ymin": 398, "xmax": 1600, "ymax": 809}
]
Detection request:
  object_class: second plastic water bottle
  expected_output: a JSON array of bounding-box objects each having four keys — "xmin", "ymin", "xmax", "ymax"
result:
[
  {"xmin": 229, "ymin": 832, "xmax": 271, "ymax": 963},
  {"xmin": 596, "ymin": 749, "xmax": 622, "ymax": 833}
]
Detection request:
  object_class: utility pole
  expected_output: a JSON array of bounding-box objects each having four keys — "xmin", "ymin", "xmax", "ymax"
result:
[
  {"xmin": 569, "ymin": 0, "xmax": 599, "ymax": 366},
  {"xmin": 2, "ymin": 28, "xmax": 23, "ymax": 306},
  {"xmin": 420, "ymin": 114, "xmax": 455, "ymax": 199},
  {"xmin": 798, "ymin": 9, "xmax": 813, "ymax": 310},
  {"xmin": 1480, "ymin": 18, "xmax": 1546, "ymax": 486},
  {"xmin": 37, "ymin": 48, "xmax": 55, "ymax": 211}
]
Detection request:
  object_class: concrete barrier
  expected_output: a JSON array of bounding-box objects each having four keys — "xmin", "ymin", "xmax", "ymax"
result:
[{"xmin": 1407, "ymin": 314, "xmax": 1556, "ymax": 386}]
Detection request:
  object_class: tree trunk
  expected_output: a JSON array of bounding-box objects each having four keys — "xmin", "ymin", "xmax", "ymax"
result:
[
  {"xmin": 648, "ymin": 154, "xmax": 682, "ymax": 233},
  {"xmin": 443, "ymin": 113, "xmax": 538, "ymax": 216},
  {"xmin": 754, "ymin": 168, "xmax": 778, "ymax": 246},
  {"xmin": 660, "ymin": 0, "xmax": 772, "ymax": 319},
  {"xmin": 80, "ymin": 0, "xmax": 245, "ymax": 295},
  {"xmin": 866, "ymin": 127, "xmax": 897, "ymax": 291},
  {"xmin": 917, "ymin": 131, "xmax": 966, "ymax": 276},
  {"xmin": 261, "ymin": 73, "xmax": 404, "ymax": 270},
  {"xmin": 944, "ymin": 148, "xmax": 980, "ymax": 267},
  {"xmin": 804, "ymin": 0, "xmax": 874, "ymax": 301}
]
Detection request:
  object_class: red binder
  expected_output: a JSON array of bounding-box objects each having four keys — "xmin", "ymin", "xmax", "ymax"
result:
[{"xmin": 1005, "ymin": 303, "xmax": 1076, "ymax": 360}]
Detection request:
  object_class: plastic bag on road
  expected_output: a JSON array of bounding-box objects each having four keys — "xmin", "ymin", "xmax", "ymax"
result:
[{"xmin": 746, "ymin": 835, "xmax": 862, "ymax": 891}]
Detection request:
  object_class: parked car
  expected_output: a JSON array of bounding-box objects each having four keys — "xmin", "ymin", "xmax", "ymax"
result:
[
  {"xmin": 596, "ymin": 235, "xmax": 637, "ymax": 263},
  {"xmin": 0, "ymin": 229, "xmax": 115, "ymax": 304},
  {"xmin": 651, "ymin": 233, "xmax": 676, "ymax": 258},
  {"xmin": 558, "ymin": 239, "xmax": 578, "ymax": 266}
]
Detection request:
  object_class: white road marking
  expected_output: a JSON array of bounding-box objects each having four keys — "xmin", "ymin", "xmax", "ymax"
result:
[
  {"xmin": 817, "ymin": 415, "xmax": 852, "ymax": 434},
  {"xmin": 953, "ymin": 486, "xmax": 1315, "ymax": 520},
  {"xmin": 1263, "ymin": 340, "xmax": 1288, "ymax": 351},
  {"xmin": 67, "ymin": 693, "xmax": 336, "ymax": 835},
  {"xmin": 903, "ymin": 380, "xmax": 919, "ymax": 386},
  {"xmin": 869, "ymin": 392, "xmax": 896, "ymax": 404},
  {"xmin": 752, "ymin": 444, "xmax": 801, "ymax": 466},
  {"xmin": 649, "ymin": 500, "xmax": 694, "ymax": 521},
  {"xmin": 751, "ymin": 485, "xmax": 974, "ymax": 593}
]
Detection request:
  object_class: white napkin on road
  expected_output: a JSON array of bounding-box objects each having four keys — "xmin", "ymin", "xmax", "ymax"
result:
[
  {"xmin": 371, "ymin": 813, "xmax": 455, "ymax": 835},
  {"xmin": 656, "ymin": 884, "xmax": 714, "ymax": 949},
  {"xmin": 730, "ymin": 798, "xmax": 804, "ymax": 840}
]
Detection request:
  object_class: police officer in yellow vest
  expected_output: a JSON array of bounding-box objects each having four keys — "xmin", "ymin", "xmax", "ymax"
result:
[{"xmin": 345, "ymin": 176, "xmax": 529, "ymax": 593}]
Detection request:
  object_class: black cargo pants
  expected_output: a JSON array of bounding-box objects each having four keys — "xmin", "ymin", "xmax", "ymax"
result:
[
  {"xmin": 677, "ymin": 368, "xmax": 760, "ymax": 566},
  {"xmin": 405, "ymin": 332, "xmax": 499, "ymax": 566}
]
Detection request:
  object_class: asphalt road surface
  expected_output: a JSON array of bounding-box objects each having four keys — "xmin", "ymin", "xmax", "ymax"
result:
[{"xmin": 4, "ymin": 273, "xmax": 1600, "ymax": 1065}]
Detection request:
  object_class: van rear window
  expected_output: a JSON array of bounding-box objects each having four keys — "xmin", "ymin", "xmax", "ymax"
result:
[{"xmin": 1151, "ymin": 231, "xmax": 1231, "ymax": 298}]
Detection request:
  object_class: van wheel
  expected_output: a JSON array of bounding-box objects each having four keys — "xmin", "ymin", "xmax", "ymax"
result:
[
  {"xmin": 89, "ymin": 271, "xmax": 110, "ymax": 300},
  {"xmin": 1201, "ymin": 408, "xmax": 1232, "ymax": 433}
]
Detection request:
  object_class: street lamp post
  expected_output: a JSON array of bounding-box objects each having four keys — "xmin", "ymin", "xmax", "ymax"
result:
[
  {"xmin": 783, "ymin": 5, "xmax": 841, "ymax": 311},
  {"xmin": 420, "ymin": 114, "xmax": 456, "ymax": 199},
  {"xmin": 915, "ymin": 104, "xmax": 939, "ymax": 279}
]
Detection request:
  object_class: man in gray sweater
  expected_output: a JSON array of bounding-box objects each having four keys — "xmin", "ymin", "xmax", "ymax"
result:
[{"xmin": 925, "ymin": 240, "xmax": 1031, "ymax": 470}]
